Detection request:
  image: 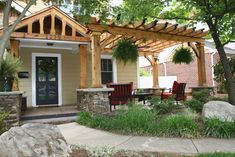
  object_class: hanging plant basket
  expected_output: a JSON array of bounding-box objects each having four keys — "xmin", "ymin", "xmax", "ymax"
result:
[
  {"xmin": 172, "ymin": 47, "xmax": 194, "ymax": 64},
  {"xmin": 112, "ymin": 39, "xmax": 138, "ymax": 64}
]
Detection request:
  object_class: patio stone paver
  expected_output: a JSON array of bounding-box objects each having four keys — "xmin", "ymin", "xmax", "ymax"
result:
[{"xmin": 58, "ymin": 122, "xmax": 235, "ymax": 155}]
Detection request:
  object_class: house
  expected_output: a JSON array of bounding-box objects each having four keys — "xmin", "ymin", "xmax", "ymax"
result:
[
  {"xmin": 139, "ymin": 41, "xmax": 235, "ymax": 91},
  {"xmin": 1, "ymin": 5, "xmax": 208, "ymax": 108}
]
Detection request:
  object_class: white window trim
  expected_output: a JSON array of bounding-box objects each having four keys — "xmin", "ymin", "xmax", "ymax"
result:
[
  {"xmin": 32, "ymin": 53, "xmax": 62, "ymax": 107},
  {"xmin": 101, "ymin": 55, "xmax": 117, "ymax": 84}
]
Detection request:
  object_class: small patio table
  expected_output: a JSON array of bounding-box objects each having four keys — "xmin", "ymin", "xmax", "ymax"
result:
[{"xmin": 132, "ymin": 92, "xmax": 153, "ymax": 104}]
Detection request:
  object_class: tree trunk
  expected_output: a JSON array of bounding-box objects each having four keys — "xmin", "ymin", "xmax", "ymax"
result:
[
  {"xmin": 0, "ymin": 37, "xmax": 8, "ymax": 59},
  {"xmin": 207, "ymin": 21, "xmax": 235, "ymax": 105}
]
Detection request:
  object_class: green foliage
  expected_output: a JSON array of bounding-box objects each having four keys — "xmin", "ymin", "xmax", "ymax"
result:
[
  {"xmin": 204, "ymin": 118, "xmax": 235, "ymax": 138},
  {"xmin": 0, "ymin": 52, "xmax": 22, "ymax": 91},
  {"xmin": 213, "ymin": 57, "xmax": 235, "ymax": 93},
  {"xmin": 184, "ymin": 90, "xmax": 210, "ymax": 113},
  {"xmin": 0, "ymin": 110, "xmax": 9, "ymax": 135},
  {"xmin": 198, "ymin": 152, "xmax": 235, "ymax": 157},
  {"xmin": 0, "ymin": 52, "xmax": 22, "ymax": 78},
  {"xmin": 192, "ymin": 90, "xmax": 210, "ymax": 103},
  {"xmin": 149, "ymin": 96, "xmax": 175, "ymax": 114},
  {"xmin": 172, "ymin": 47, "xmax": 194, "ymax": 64},
  {"xmin": 112, "ymin": 39, "xmax": 138, "ymax": 65},
  {"xmin": 77, "ymin": 105, "xmax": 199, "ymax": 137},
  {"xmin": 156, "ymin": 114, "xmax": 198, "ymax": 138},
  {"xmin": 184, "ymin": 99, "xmax": 203, "ymax": 113},
  {"xmin": 77, "ymin": 106, "xmax": 157, "ymax": 135},
  {"xmin": 139, "ymin": 68, "xmax": 150, "ymax": 76}
]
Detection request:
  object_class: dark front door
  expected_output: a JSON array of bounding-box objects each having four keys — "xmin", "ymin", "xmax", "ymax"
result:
[{"xmin": 36, "ymin": 57, "xmax": 58, "ymax": 105}]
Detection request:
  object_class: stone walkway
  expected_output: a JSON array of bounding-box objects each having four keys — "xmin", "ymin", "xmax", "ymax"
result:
[{"xmin": 58, "ymin": 122, "xmax": 235, "ymax": 155}]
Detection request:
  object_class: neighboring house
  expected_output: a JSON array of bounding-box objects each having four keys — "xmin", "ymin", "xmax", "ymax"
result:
[{"xmin": 139, "ymin": 41, "xmax": 235, "ymax": 91}]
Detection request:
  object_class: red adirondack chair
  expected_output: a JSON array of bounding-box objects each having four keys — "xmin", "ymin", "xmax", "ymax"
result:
[
  {"xmin": 106, "ymin": 82, "xmax": 133, "ymax": 111},
  {"xmin": 161, "ymin": 81, "xmax": 187, "ymax": 103},
  {"xmin": 161, "ymin": 81, "xmax": 179, "ymax": 100}
]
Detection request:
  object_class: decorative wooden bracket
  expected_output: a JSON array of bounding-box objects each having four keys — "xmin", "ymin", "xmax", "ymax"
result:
[{"xmin": 188, "ymin": 42, "xmax": 200, "ymax": 58}]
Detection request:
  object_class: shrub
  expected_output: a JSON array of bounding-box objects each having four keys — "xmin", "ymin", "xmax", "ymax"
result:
[
  {"xmin": 149, "ymin": 96, "xmax": 175, "ymax": 114},
  {"xmin": 112, "ymin": 106, "xmax": 156, "ymax": 134},
  {"xmin": 204, "ymin": 118, "xmax": 235, "ymax": 138},
  {"xmin": 184, "ymin": 99, "xmax": 203, "ymax": 113},
  {"xmin": 0, "ymin": 110, "xmax": 9, "ymax": 135},
  {"xmin": 198, "ymin": 152, "xmax": 235, "ymax": 157},
  {"xmin": 156, "ymin": 115, "xmax": 198, "ymax": 138},
  {"xmin": 192, "ymin": 90, "xmax": 210, "ymax": 103}
]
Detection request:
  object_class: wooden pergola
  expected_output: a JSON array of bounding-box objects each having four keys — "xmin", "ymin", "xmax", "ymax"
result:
[{"xmin": 86, "ymin": 18, "xmax": 208, "ymax": 88}]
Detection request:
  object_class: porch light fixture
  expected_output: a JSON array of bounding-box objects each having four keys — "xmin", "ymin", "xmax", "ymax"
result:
[{"xmin": 46, "ymin": 42, "xmax": 54, "ymax": 46}]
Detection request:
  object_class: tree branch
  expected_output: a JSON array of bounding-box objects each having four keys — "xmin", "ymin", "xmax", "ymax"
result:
[
  {"xmin": 3, "ymin": 0, "xmax": 12, "ymax": 33},
  {"xmin": 8, "ymin": 0, "xmax": 36, "ymax": 34}
]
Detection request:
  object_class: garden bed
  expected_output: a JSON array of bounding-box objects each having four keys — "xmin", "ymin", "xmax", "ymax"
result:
[{"xmin": 77, "ymin": 91, "xmax": 234, "ymax": 139}]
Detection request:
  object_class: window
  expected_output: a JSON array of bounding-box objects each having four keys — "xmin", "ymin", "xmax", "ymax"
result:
[{"xmin": 101, "ymin": 59, "xmax": 113, "ymax": 84}]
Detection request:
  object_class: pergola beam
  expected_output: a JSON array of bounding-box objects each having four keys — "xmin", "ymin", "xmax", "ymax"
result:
[{"xmin": 87, "ymin": 24, "xmax": 205, "ymax": 43}]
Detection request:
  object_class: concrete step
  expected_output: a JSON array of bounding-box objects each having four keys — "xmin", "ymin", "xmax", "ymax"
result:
[{"xmin": 20, "ymin": 116, "xmax": 77, "ymax": 125}]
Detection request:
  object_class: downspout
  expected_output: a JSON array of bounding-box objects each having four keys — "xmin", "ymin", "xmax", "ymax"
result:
[
  {"xmin": 211, "ymin": 51, "xmax": 216, "ymax": 86},
  {"xmin": 163, "ymin": 62, "xmax": 167, "ymax": 76}
]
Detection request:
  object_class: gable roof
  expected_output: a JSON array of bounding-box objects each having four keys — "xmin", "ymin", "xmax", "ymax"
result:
[{"xmin": 13, "ymin": 5, "xmax": 87, "ymax": 36}]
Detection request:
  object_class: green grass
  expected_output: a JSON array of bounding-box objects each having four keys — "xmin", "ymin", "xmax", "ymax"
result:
[
  {"xmin": 204, "ymin": 118, "xmax": 235, "ymax": 138},
  {"xmin": 198, "ymin": 152, "xmax": 235, "ymax": 157}
]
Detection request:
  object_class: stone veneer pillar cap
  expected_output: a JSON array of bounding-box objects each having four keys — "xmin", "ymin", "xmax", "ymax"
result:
[
  {"xmin": 76, "ymin": 88, "xmax": 114, "ymax": 92},
  {"xmin": 0, "ymin": 91, "xmax": 24, "ymax": 95}
]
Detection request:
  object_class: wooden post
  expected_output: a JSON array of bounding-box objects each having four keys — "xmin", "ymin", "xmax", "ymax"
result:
[
  {"xmin": 61, "ymin": 19, "xmax": 66, "ymax": 36},
  {"xmin": 79, "ymin": 45, "xmax": 87, "ymax": 88},
  {"xmin": 10, "ymin": 40, "xmax": 20, "ymax": 58},
  {"xmin": 10, "ymin": 40, "xmax": 20, "ymax": 91},
  {"xmin": 50, "ymin": 14, "xmax": 56, "ymax": 35},
  {"xmin": 72, "ymin": 27, "xmax": 76, "ymax": 37},
  {"xmin": 90, "ymin": 32, "xmax": 102, "ymax": 87},
  {"xmin": 39, "ymin": 17, "xmax": 44, "ymax": 34},
  {"xmin": 28, "ymin": 22, "xmax": 32, "ymax": 34},
  {"xmin": 152, "ymin": 55, "xmax": 159, "ymax": 88},
  {"xmin": 196, "ymin": 43, "xmax": 207, "ymax": 86}
]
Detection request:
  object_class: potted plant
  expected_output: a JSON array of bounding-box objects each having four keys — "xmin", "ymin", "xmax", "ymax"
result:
[
  {"xmin": 0, "ymin": 52, "xmax": 22, "ymax": 92},
  {"xmin": 112, "ymin": 39, "xmax": 139, "ymax": 65},
  {"xmin": 172, "ymin": 47, "xmax": 194, "ymax": 64}
]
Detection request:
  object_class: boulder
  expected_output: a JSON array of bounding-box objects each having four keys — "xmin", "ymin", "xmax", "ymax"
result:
[
  {"xmin": 0, "ymin": 123, "xmax": 71, "ymax": 157},
  {"xmin": 202, "ymin": 101, "xmax": 235, "ymax": 122}
]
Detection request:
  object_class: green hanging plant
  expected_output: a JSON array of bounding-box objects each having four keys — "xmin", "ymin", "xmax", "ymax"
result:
[
  {"xmin": 172, "ymin": 47, "xmax": 194, "ymax": 64},
  {"xmin": 112, "ymin": 39, "xmax": 138, "ymax": 64}
]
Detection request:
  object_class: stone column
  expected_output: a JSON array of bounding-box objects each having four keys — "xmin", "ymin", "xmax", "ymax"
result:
[
  {"xmin": 0, "ymin": 91, "xmax": 23, "ymax": 127},
  {"xmin": 77, "ymin": 88, "xmax": 114, "ymax": 114}
]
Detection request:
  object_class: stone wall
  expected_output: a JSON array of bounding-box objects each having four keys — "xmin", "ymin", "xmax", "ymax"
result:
[
  {"xmin": 77, "ymin": 88, "xmax": 114, "ymax": 114},
  {"xmin": 0, "ymin": 92, "xmax": 23, "ymax": 127}
]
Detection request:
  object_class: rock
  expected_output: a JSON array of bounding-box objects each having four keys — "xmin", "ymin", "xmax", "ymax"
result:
[
  {"xmin": 0, "ymin": 123, "xmax": 71, "ymax": 157},
  {"xmin": 202, "ymin": 101, "xmax": 235, "ymax": 122}
]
